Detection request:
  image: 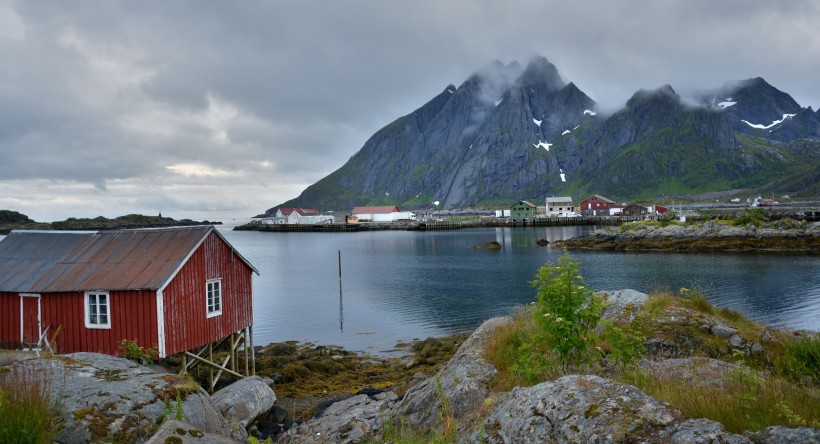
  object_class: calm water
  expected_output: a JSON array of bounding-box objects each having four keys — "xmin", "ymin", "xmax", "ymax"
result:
[{"xmin": 214, "ymin": 225, "xmax": 820, "ymax": 354}]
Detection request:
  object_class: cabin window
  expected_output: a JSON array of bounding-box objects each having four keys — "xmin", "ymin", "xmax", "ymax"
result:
[
  {"xmin": 206, "ymin": 279, "xmax": 222, "ymax": 318},
  {"xmin": 85, "ymin": 291, "xmax": 111, "ymax": 329}
]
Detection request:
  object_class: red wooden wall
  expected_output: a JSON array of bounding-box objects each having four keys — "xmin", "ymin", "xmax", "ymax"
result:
[
  {"xmin": 162, "ymin": 232, "xmax": 254, "ymax": 356},
  {"xmin": 0, "ymin": 291, "xmax": 21, "ymax": 347},
  {"xmin": 0, "ymin": 290, "xmax": 158, "ymax": 355}
]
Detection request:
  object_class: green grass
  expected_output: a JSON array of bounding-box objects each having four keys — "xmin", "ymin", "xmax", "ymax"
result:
[
  {"xmin": 0, "ymin": 363, "xmax": 61, "ymax": 443},
  {"xmin": 482, "ymin": 290, "xmax": 820, "ymax": 434}
]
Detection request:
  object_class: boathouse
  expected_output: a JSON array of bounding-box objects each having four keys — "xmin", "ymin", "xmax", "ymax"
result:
[{"xmin": 0, "ymin": 226, "xmax": 259, "ymax": 386}]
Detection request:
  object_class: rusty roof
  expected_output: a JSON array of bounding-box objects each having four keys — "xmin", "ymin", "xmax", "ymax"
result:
[
  {"xmin": 0, "ymin": 226, "xmax": 258, "ymax": 293},
  {"xmin": 351, "ymin": 206, "xmax": 400, "ymax": 214}
]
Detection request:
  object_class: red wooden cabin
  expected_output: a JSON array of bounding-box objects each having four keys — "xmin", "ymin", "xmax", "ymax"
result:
[{"xmin": 0, "ymin": 226, "xmax": 258, "ymax": 362}]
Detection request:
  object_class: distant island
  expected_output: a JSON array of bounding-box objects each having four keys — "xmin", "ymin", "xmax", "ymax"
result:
[{"xmin": 0, "ymin": 210, "xmax": 219, "ymax": 235}]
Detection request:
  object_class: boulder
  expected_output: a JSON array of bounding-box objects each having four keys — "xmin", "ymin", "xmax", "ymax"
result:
[
  {"xmin": 281, "ymin": 391, "xmax": 398, "ymax": 443},
  {"xmin": 144, "ymin": 420, "xmax": 238, "ymax": 444},
  {"xmin": 670, "ymin": 418, "xmax": 752, "ymax": 443},
  {"xmin": 211, "ymin": 375, "xmax": 276, "ymax": 427},
  {"xmin": 749, "ymin": 425, "xmax": 820, "ymax": 443},
  {"xmin": 476, "ymin": 374, "xmax": 679, "ymax": 443},
  {"xmin": 12, "ymin": 352, "xmax": 228, "ymax": 443},
  {"xmin": 475, "ymin": 374, "xmax": 751, "ymax": 443},
  {"xmin": 393, "ymin": 316, "xmax": 508, "ymax": 429},
  {"xmin": 598, "ymin": 289, "xmax": 649, "ymax": 327}
]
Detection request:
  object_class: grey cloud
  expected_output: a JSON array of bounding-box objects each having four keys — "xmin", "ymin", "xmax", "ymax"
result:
[{"xmin": 1, "ymin": 0, "xmax": 818, "ymax": 220}]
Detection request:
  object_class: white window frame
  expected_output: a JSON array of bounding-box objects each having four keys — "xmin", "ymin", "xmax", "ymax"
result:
[
  {"xmin": 85, "ymin": 291, "xmax": 111, "ymax": 329},
  {"xmin": 206, "ymin": 279, "xmax": 222, "ymax": 318}
]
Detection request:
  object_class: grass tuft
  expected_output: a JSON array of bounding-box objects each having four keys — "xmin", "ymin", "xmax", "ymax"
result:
[{"xmin": 0, "ymin": 362, "xmax": 61, "ymax": 443}]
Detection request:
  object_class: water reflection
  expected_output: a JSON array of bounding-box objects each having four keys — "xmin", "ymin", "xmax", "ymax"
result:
[{"xmin": 217, "ymin": 227, "xmax": 819, "ymax": 354}]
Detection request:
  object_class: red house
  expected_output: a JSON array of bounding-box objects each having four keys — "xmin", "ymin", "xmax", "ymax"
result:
[
  {"xmin": 0, "ymin": 226, "xmax": 258, "ymax": 364},
  {"xmin": 579, "ymin": 194, "xmax": 622, "ymax": 216}
]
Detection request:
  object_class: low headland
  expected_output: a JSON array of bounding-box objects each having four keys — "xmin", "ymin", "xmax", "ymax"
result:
[
  {"xmin": 0, "ymin": 210, "xmax": 219, "ymax": 235},
  {"xmin": 554, "ymin": 216, "xmax": 820, "ymax": 253}
]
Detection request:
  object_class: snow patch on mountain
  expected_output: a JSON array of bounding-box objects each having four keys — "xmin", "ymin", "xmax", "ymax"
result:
[
  {"xmin": 742, "ymin": 113, "xmax": 796, "ymax": 129},
  {"xmin": 533, "ymin": 118, "xmax": 542, "ymax": 126},
  {"xmin": 583, "ymin": 109, "xmax": 597, "ymax": 116},
  {"xmin": 533, "ymin": 140, "xmax": 552, "ymax": 151}
]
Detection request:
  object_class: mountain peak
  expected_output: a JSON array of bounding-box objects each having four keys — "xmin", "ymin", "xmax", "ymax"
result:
[
  {"xmin": 518, "ymin": 56, "xmax": 564, "ymax": 91},
  {"xmin": 626, "ymin": 84, "xmax": 679, "ymax": 108}
]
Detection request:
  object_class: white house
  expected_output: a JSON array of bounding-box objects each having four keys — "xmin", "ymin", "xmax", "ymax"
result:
[
  {"xmin": 351, "ymin": 206, "xmax": 416, "ymax": 222},
  {"xmin": 546, "ymin": 197, "xmax": 576, "ymax": 216},
  {"xmin": 264, "ymin": 208, "xmax": 333, "ymax": 225}
]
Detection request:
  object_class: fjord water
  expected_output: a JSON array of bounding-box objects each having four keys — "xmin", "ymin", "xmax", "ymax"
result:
[{"xmin": 216, "ymin": 225, "xmax": 820, "ymax": 354}]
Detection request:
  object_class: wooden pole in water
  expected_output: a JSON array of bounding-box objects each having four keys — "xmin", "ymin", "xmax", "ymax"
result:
[{"xmin": 338, "ymin": 250, "xmax": 343, "ymax": 332}]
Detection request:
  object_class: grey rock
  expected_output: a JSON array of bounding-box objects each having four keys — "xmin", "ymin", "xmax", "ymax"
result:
[
  {"xmin": 212, "ymin": 375, "xmax": 276, "ymax": 427},
  {"xmin": 476, "ymin": 374, "xmax": 681, "ymax": 443},
  {"xmin": 598, "ymin": 289, "xmax": 649, "ymax": 327},
  {"xmin": 750, "ymin": 425, "xmax": 820, "ymax": 443},
  {"xmin": 394, "ymin": 316, "xmax": 508, "ymax": 429},
  {"xmin": 670, "ymin": 418, "xmax": 752, "ymax": 443},
  {"xmin": 145, "ymin": 420, "xmax": 238, "ymax": 444},
  {"xmin": 10, "ymin": 352, "xmax": 227, "ymax": 443},
  {"xmin": 638, "ymin": 357, "xmax": 756, "ymax": 389},
  {"xmin": 281, "ymin": 392, "xmax": 399, "ymax": 444},
  {"xmin": 712, "ymin": 323, "xmax": 739, "ymax": 338}
]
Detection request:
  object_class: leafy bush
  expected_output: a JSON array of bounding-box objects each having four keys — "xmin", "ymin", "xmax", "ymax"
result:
[
  {"xmin": 733, "ymin": 208, "xmax": 769, "ymax": 226},
  {"xmin": 531, "ymin": 254, "xmax": 602, "ymax": 361},
  {"xmin": 118, "ymin": 339, "xmax": 158, "ymax": 364}
]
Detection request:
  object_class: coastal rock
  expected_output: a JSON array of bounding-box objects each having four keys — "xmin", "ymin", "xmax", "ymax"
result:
[
  {"xmin": 598, "ymin": 289, "xmax": 649, "ymax": 327},
  {"xmin": 144, "ymin": 420, "xmax": 238, "ymax": 444},
  {"xmin": 281, "ymin": 392, "xmax": 398, "ymax": 443},
  {"xmin": 211, "ymin": 375, "xmax": 276, "ymax": 428},
  {"xmin": 475, "ymin": 375, "xmax": 752, "ymax": 443},
  {"xmin": 670, "ymin": 418, "xmax": 752, "ymax": 443},
  {"xmin": 394, "ymin": 316, "xmax": 508, "ymax": 429},
  {"xmin": 638, "ymin": 357, "xmax": 757, "ymax": 389},
  {"xmin": 13, "ymin": 352, "xmax": 227, "ymax": 443},
  {"xmin": 749, "ymin": 425, "xmax": 820, "ymax": 443},
  {"xmin": 711, "ymin": 322, "xmax": 738, "ymax": 338}
]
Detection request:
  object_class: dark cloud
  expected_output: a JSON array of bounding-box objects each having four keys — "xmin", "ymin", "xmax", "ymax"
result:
[{"xmin": 1, "ymin": 0, "xmax": 818, "ymax": 221}]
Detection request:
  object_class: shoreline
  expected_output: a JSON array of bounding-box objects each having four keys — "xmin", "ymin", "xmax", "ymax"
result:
[{"xmin": 553, "ymin": 219, "xmax": 820, "ymax": 253}]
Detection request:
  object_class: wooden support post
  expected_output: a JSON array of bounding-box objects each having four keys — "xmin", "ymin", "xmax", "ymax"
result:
[
  {"xmin": 180, "ymin": 354, "xmax": 187, "ymax": 375},
  {"xmin": 183, "ymin": 351, "xmax": 244, "ymax": 379},
  {"xmin": 243, "ymin": 327, "xmax": 249, "ymax": 376},
  {"xmin": 208, "ymin": 343, "xmax": 214, "ymax": 392},
  {"xmin": 250, "ymin": 325, "xmax": 255, "ymax": 375}
]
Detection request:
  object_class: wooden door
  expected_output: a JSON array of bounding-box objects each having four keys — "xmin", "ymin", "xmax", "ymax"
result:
[{"xmin": 21, "ymin": 294, "xmax": 41, "ymax": 344}]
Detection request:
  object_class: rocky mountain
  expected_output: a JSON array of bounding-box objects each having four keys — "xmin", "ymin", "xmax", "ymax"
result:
[{"xmin": 269, "ymin": 57, "xmax": 819, "ymax": 213}]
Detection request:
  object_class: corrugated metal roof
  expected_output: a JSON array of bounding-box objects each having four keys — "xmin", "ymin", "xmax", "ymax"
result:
[
  {"xmin": 0, "ymin": 226, "xmax": 257, "ymax": 293},
  {"xmin": 351, "ymin": 206, "xmax": 400, "ymax": 214}
]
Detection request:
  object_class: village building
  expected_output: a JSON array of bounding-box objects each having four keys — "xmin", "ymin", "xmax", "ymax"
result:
[
  {"xmin": 510, "ymin": 201, "xmax": 537, "ymax": 223},
  {"xmin": 622, "ymin": 203, "xmax": 649, "ymax": 216},
  {"xmin": 351, "ymin": 206, "xmax": 416, "ymax": 222},
  {"xmin": 546, "ymin": 196, "xmax": 576, "ymax": 216},
  {"xmin": 579, "ymin": 194, "xmax": 623, "ymax": 216},
  {"xmin": 0, "ymin": 226, "xmax": 259, "ymax": 388},
  {"xmin": 264, "ymin": 208, "xmax": 333, "ymax": 225}
]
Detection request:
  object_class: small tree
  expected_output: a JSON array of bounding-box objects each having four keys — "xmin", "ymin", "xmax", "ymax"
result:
[{"xmin": 531, "ymin": 253, "xmax": 602, "ymax": 361}]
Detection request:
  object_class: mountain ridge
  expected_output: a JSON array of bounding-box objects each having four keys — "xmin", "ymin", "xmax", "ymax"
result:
[{"xmin": 268, "ymin": 57, "xmax": 819, "ymax": 214}]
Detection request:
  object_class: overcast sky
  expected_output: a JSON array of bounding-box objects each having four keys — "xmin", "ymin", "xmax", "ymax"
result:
[{"xmin": 1, "ymin": 1, "xmax": 818, "ymax": 222}]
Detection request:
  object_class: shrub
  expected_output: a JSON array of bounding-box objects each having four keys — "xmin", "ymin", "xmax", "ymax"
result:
[
  {"xmin": 531, "ymin": 254, "xmax": 603, "ymax": 361},
  {"xmin": 118, "ymin": 339, "xmax": 158, "ymax": 364}
]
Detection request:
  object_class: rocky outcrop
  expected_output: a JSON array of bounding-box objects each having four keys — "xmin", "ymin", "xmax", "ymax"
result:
[
  {"xmin": 554, "ymin": 221, "xmax": 820, "ymax": 253},
  {"xmin": 394, "ymin": 316, "xmax": 508, "ymax": 429},
  {"xmin": 145, "ymin": 420, "xmax": 237, "ymax": 444},
  {"xmin": 282, "ymin": 392, "xmax": 399, "ymax": 444},
  {"xmin": 285, "ymin": 291, "xmax": 817, "ymax": 443},
  {"xmin": 9, "ymin": 352, "xmax": 276, "ymax": 443},
  {"xmin": 476, "ymin": 374, "xmax": 751, "ymax": 443},
  {"xmin": 750, "ymin": 425, "xmax": 820, "ymax": 443},
  {"xmin": 212, "ymin": 375, "xmax": 276, "ymax": 428}
]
